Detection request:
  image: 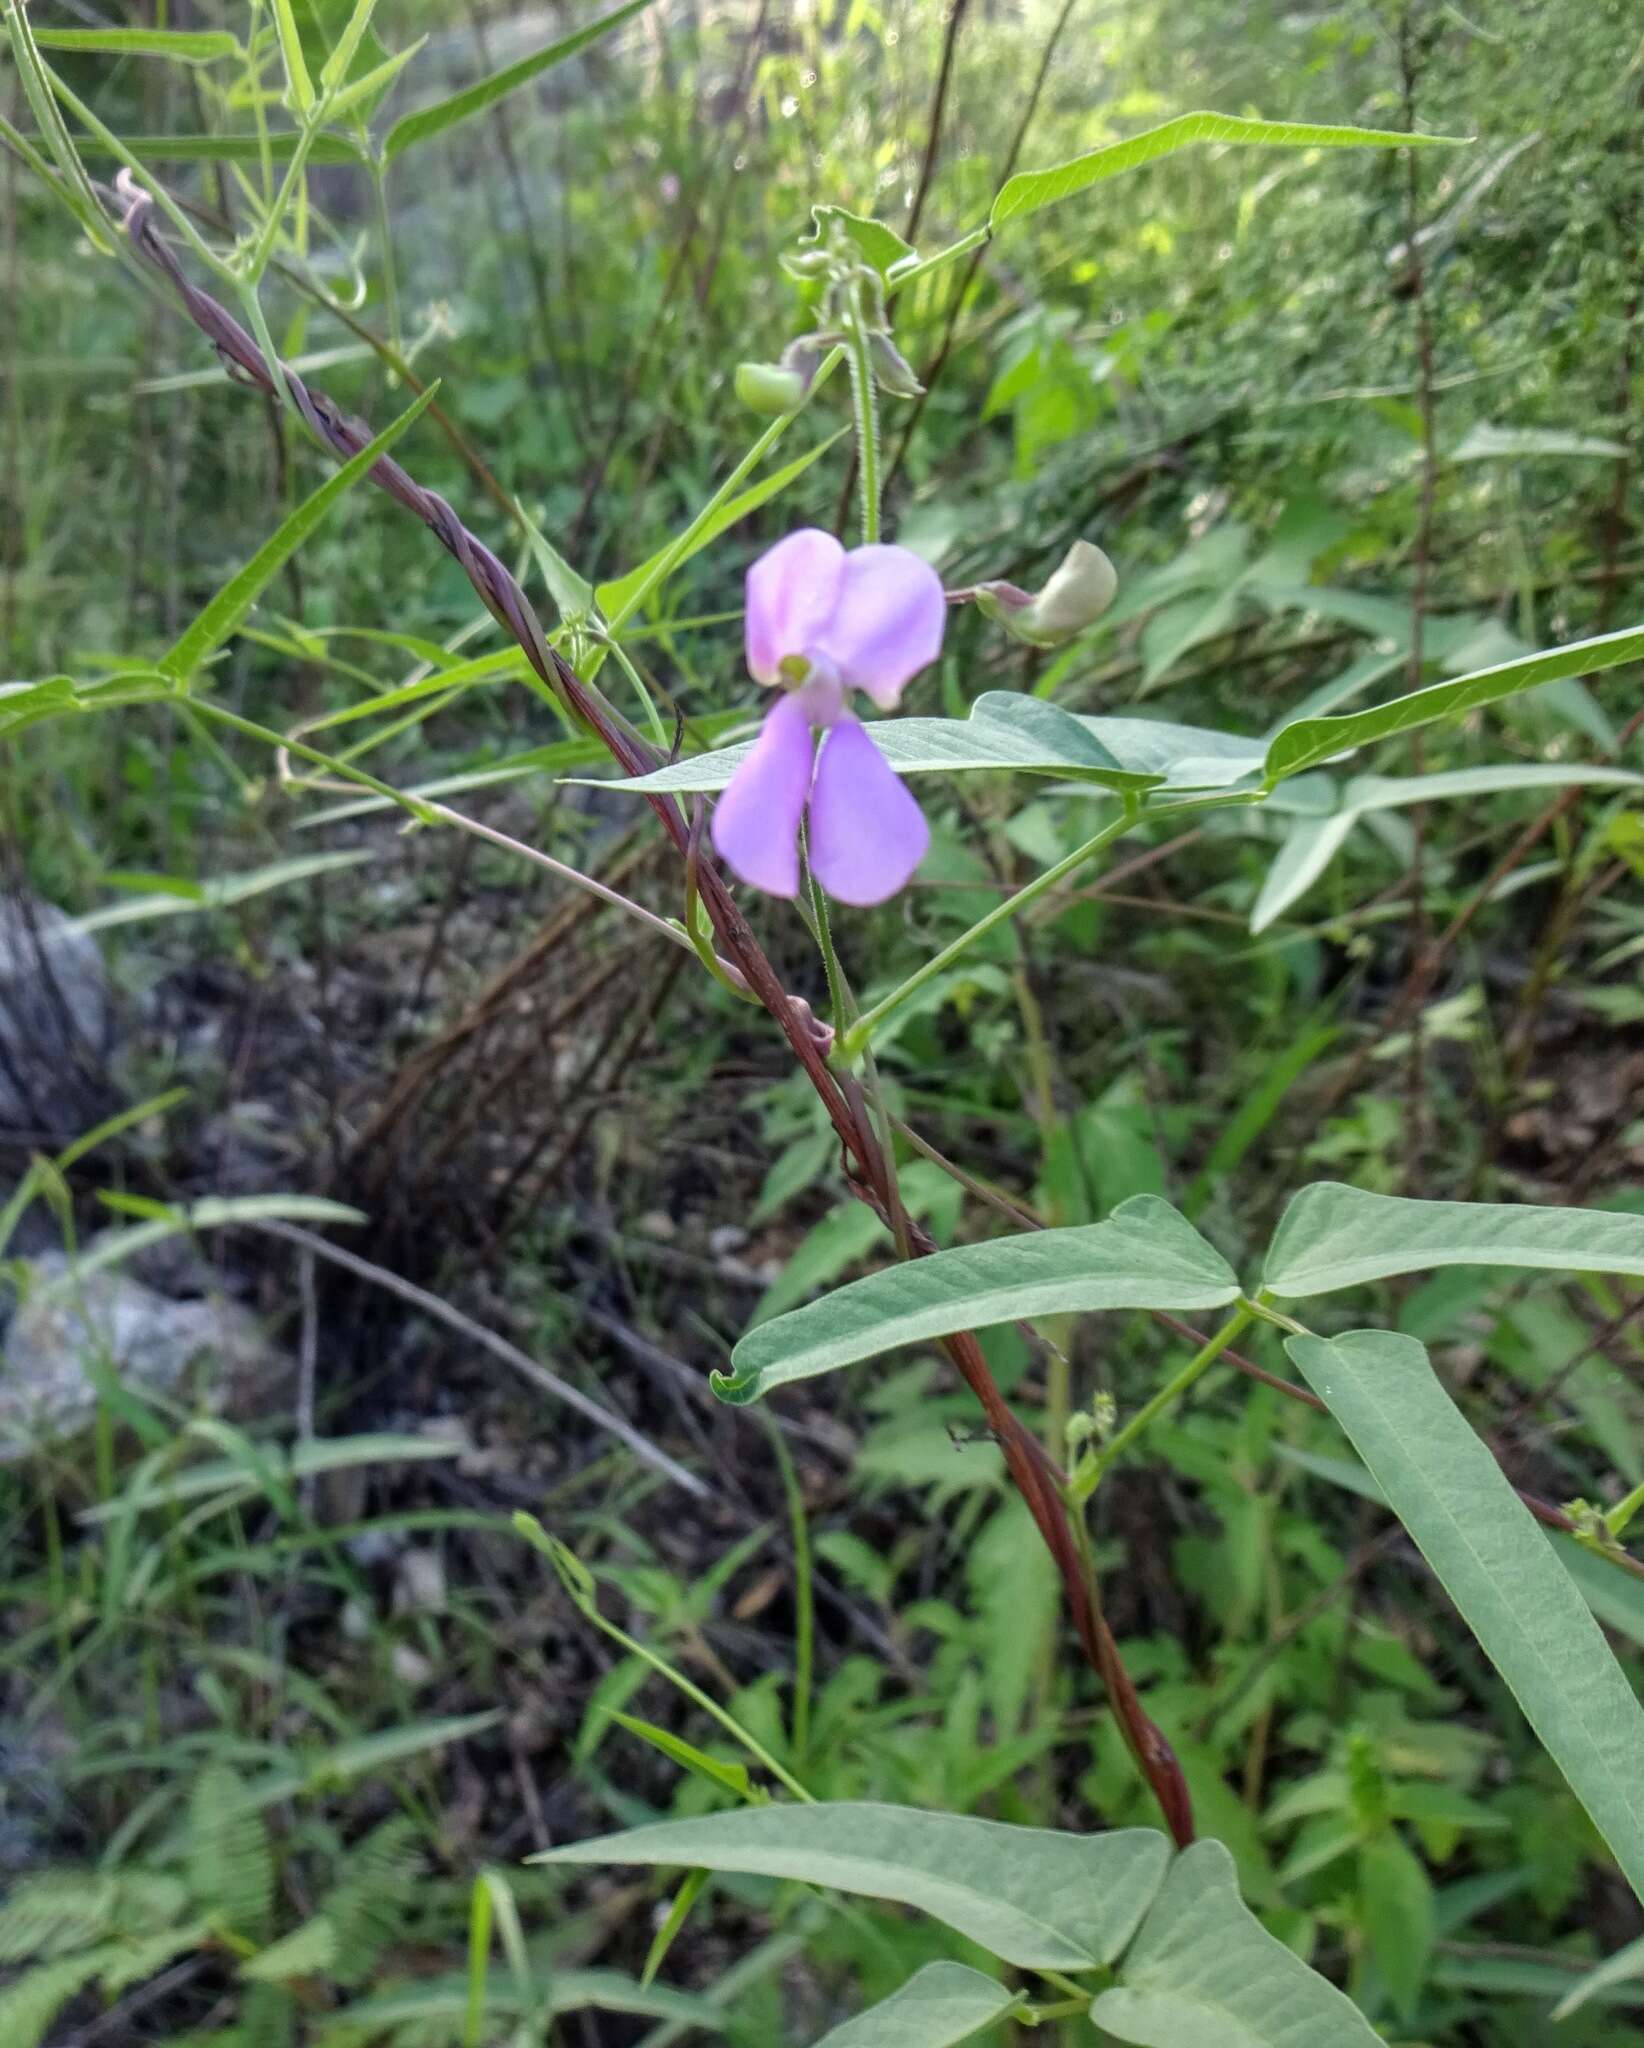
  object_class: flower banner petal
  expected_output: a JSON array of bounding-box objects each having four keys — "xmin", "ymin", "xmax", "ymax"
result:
[
  {"xmin": 745, "ymin": 528, "xmax": 845, "ymax": 685},
  {"xmin": 814, "ymin": 544, "xmax": 946, "ymax": 708}
]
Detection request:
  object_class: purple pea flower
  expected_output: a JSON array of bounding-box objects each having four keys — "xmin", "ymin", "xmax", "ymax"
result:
[{"xmin": 711, "ymin": 529, "xmax": 945, "ymax": 906}]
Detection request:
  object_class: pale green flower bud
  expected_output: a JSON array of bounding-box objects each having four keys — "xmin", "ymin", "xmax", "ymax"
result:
[
  {"xmin": 975, "ymin": 540, "xmax": 1119, "ymax": 648},
  {"xmin": 867, "ymin": 329, "xmax": 924, "ymax": 398}
]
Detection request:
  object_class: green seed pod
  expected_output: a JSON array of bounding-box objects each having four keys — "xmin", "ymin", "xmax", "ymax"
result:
[{"xmin": 734, "ymin": 360, "xmax": 806, "ymax": 416}]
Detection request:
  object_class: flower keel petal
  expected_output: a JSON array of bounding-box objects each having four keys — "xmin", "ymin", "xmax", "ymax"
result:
[
  {"xmin": 744, "ymin": 528, "xmax": 846, "ymax": 686},
  {"xmin": 812, "ymin": 544, "xmax": 946, "ymax": 708},
  {"xmin": 807, "ymin": 718, "xmax": 930, "ymax": 906}
]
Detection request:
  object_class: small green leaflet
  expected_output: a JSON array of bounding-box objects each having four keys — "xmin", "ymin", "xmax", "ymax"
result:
[
  {"xmin": 32, "ymin": 27, "xmax": 242, "ymax": 61},
  {"xmin": 801, "ymin": 204, "xmax": 917, "ymax": 279},
  {"xmin": 990, "ymin": 112, "xmax": 1464, "ymax": 230},
  {"xmin": 1288, "ymin": 1331, "xmax": 1644, "ymax": 1906},
  {"xmin": 715, "ymin": 1197, "xmax": 1239, "ymax": 1404},
  {"xmin": 1262, "ymin": 622, "xmax": 1644, "ymax": 784},
  {"xmin": 382, "ymin": 0, "xmax": 654, "ymax": 162},
  {"xmin": 805, "ymin": 1964, "xmax": 1017, "ymax": 2048},
  {"xmin": 1262, "ymin": 1182, "xmax": 1644, "ymax": 1298},
  {"xmin": 160, "ymin": 383, "xmax": 440, "ymax": 684},
  {"xmin": 1250, "ymin": 762, "xmax": 1644, "ymax": 930},
  {"xmin": 1091, "ymin": 1839, "xmax": 1380, "ymax": 2047}
]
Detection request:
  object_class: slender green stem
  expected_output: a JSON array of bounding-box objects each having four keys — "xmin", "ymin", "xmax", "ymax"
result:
[
  {"xmin": 368, "ymin": 156, "xmax": 402, "ymax": 355},
  {"xmin": 4, "ymin": 8, "xmax": 117, "ymax": 255},
  {"xmin": 845, "ymin": 281, "xmax": 881, "ymax": 544},
  {"xmin": 244, "ymin": 114, "xmax": 324, "ymax": 282},
  {"xmin": 604, "ymin": 347, "xmax": 845, "ymax": 638},
  {"xmin": 767, "ymin": 1420, "xmax": 815, "ymax": 1766},
  {"xmin": 1072, "ymin": 1304, "xmax": 1258, "ymax": 1500},
  {"xmin": 1608, "ymin": 1480, "xmax": 1644, "ymax": 1542},
  {"xmin": 886, "ymin": 222, "xmax": 990, "ymax": 299},
  {"xmin": 597, "ymin": 631, "xmax": 669, "ymax": 748},
  {"xmin": 836, "ymin": 803, "xmax": 1157, "ymax": 1062},
  {"xmin": 804, "ymin": 850, "xmax": 852, "ymax": 1035}
]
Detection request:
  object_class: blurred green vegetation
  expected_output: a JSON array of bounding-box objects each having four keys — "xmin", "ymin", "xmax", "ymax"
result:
[{"xmin": 2, "ymin": 0, "xmax": 1643, "ymax": 2042}]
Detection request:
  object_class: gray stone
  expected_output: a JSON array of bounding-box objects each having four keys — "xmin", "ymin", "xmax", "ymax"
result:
[
  {"xmin": 0, "ymin": 1253, "xmax": 283, "ymax": 1455},
  {"xmin": 0, "ymin": 893, "xmax": 113, "ymax": 1140}
]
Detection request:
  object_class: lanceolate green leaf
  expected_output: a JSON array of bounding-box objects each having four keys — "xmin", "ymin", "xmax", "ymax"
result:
[
  {"xmin": 68, "ymin": 851, "xmax": 372, "ymax": 934},
  {"xmin": 0, "ymin": 672, "xmax": 174, "ymax": 740},
  {"xmin": 990, "ymin": 113, "xmax": 1463, "ymax": 230},
  {"xmin": 1092, "ymin": 1839, "xmax": 1381, "ymax": 2047},
  {"xmin": 596, "ymin": 429, "xmax": 847, "ymax": 628},
  {"xmin": 1263, "ymin": 1182, "xmax": 1644, "ymax": 1298},
  {"xmin": 806, "ymin": 1964, "xmax": 1016, "ymax": 2048},
  {"xmin": 77, "ymin": 131, "xmax": 369, "ymax": 165},
  {"xmin": 533, "ymin": 1804, "xmax": 1170, "ymax": 1969},
  {"xmin": 32, "ymin": 27, "xmax": 242, "ymax": 62},
  {"xmin": 1250, "ymin": 763, "xmax": 1644, "ymax": 929},
  {"xmin": 1263, "ymin": 623, "xmax": 1644, "ymax": 783},
  {"xmin": 160, "ymin": 383, "xmax": 439, "ymax": 685},
  {"xmin": 1287, "ymin": 1331, "xmax": 1644, "ymax": 1904},
  {"xmin": 714, "ymin": 1197, "xmax": 1239, "ymax": 1404},
  {"xmin": 383, "ymin": 0, "xmax": 654, "ymax": 162}
]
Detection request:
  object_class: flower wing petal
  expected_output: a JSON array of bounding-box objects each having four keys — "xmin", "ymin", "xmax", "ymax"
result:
[
  {"xmin": 745, "ymin": 528, "xmax": 846, "ymax": 685},
  {"xmin": 813, "ymin": 544, "xmax": 946, "ymax": 708},
  {"xmin": 807, "ymin": 718, "xmax": 930, "ymax": 906},
  {"xmin": 710, "ymin": 692, "xmax": 816, "ymax": 898}
]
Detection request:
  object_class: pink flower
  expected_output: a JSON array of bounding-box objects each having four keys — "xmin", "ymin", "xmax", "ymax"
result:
[{"xmin": 711, "ymin": 529, "xmax": 944, "ymax": 906}]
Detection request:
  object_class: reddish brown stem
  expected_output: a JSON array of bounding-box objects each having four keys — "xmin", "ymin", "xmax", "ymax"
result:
[{"xmin": 111, "ymin": 174, "xmax": 1193, "ymax": 1840}]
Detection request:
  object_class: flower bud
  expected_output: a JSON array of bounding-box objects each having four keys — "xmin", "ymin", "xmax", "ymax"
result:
[
  {"xmin": 735, "ymin": 360, "xmax": 806, "ymax": 416},
  {"xmin": 867, "ymin": 330, "xmax": 924, "ymax": 398},
  {"xmin": 975, "ymin": 540, "xmax": 1118, "ymax": 648}
]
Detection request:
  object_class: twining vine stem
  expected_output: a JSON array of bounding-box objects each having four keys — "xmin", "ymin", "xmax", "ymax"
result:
[{"xmin": 110, "ymin": 170, "xmax": 1196, "ymax": 1844}]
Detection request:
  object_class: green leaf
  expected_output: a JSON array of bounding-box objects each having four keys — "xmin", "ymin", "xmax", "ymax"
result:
[
  {"xmin": 161, "ymin": 382, "xmax": 439, "ymax": 685},
  {"xmin": 1552, "ymin": 1931, "xmax": 1644, "ymax": 2020},
  {"xmin": 383, "ymin": 0, "xmax": 654, "ymax": 161},
  {"xmin": 0, "ymin": 671, "xmax": 174, "ymax": 739},
  {"xmin": 42, "ymin": 1194, "xmax": 365, "ymax": 1292},
  {"xmin": 803, "ymin": 203, "xmax": 916, "ymax": 279},
  {"xmin": 241, "ymin": 1915, "xmax": 338, "ymax": 1982},
  {"xmin": 607, "ymin": 698, "xmax": 1266, "ymax": 799},
  {"xmin": 189, "ymin": 1764, "xmax": 274, "ymax": 1939},
  {"xmin": 76, "ymin": 1432, "xmax": 464, "ymax": 1524},
  {"xmin": 1263, "ymin": 624, "xmax": 1644, "ymax": 784},
  {"xmin": 714, "ymin": 1197, "xmax": 1238, "ymax": 1405},
  {"xmin": 605, "ymin": 1712, "xmax": 761, "ymax": 1804},
  {"xmin": 1287, "ymin": 1330, "xmax": 1644, "ymax": 1904},
  {"xmin": 271, "ymin": 0, "xmax": 317, "ymax": 112},
  {"xmin": 1359, "ymin": 1832, "xmax": 1434, "ymax": 2021},
  {"xmin": 1452, "ymin": 422, "xmax": 1628, "ymax": 462},
  {"xmin": 327, "ymin": 39, "xmax": 426, "ymax": 122},
  {"xmin": 1263, "ymin": 1182, "xmax": 1644, "ymax": 1298},
  {"xmin": 533, "ymin": 1803, "xmax": 1170, "ymax": 1969},
  {"xmin": 1091, "ymin": 1838, "xmax": 1380, "ymax": 2046},
  {"xmin": 1249, "ymin": 764, "xmax": 1644, "ymax": 930},
  {"xmin": 806, "ymin": 1964, "xmax": 1016, "ymax": 2048},
  {"xmin": 595, "ymin": 429, "xmax": 846, "ymax": 628},
  {"xmin": 32, "ymin": 27, "xmax": 242, "ymax": 62},
  {"xmin": 77, "ymin": 130, "xmax": 369, "ymax": 165},
  {"xmin": 68, "ymin": 851, "xmax": 372, "ymax": 934},
  {"xmin": 1250, "ymin": 814, "xmax": 1358, "ymax": 933},
  {"xmin": 990, "ymin": 113, "xmax": 1463, "ymax": 230},
  {"xmin": 318, "ymin": 0, "xmax": 382, "ymax": 90}
]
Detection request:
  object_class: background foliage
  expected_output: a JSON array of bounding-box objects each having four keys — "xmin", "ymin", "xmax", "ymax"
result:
[{"xmin": 2, "ymin": 0, "xmax": 1642, "ymax": 2042}]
